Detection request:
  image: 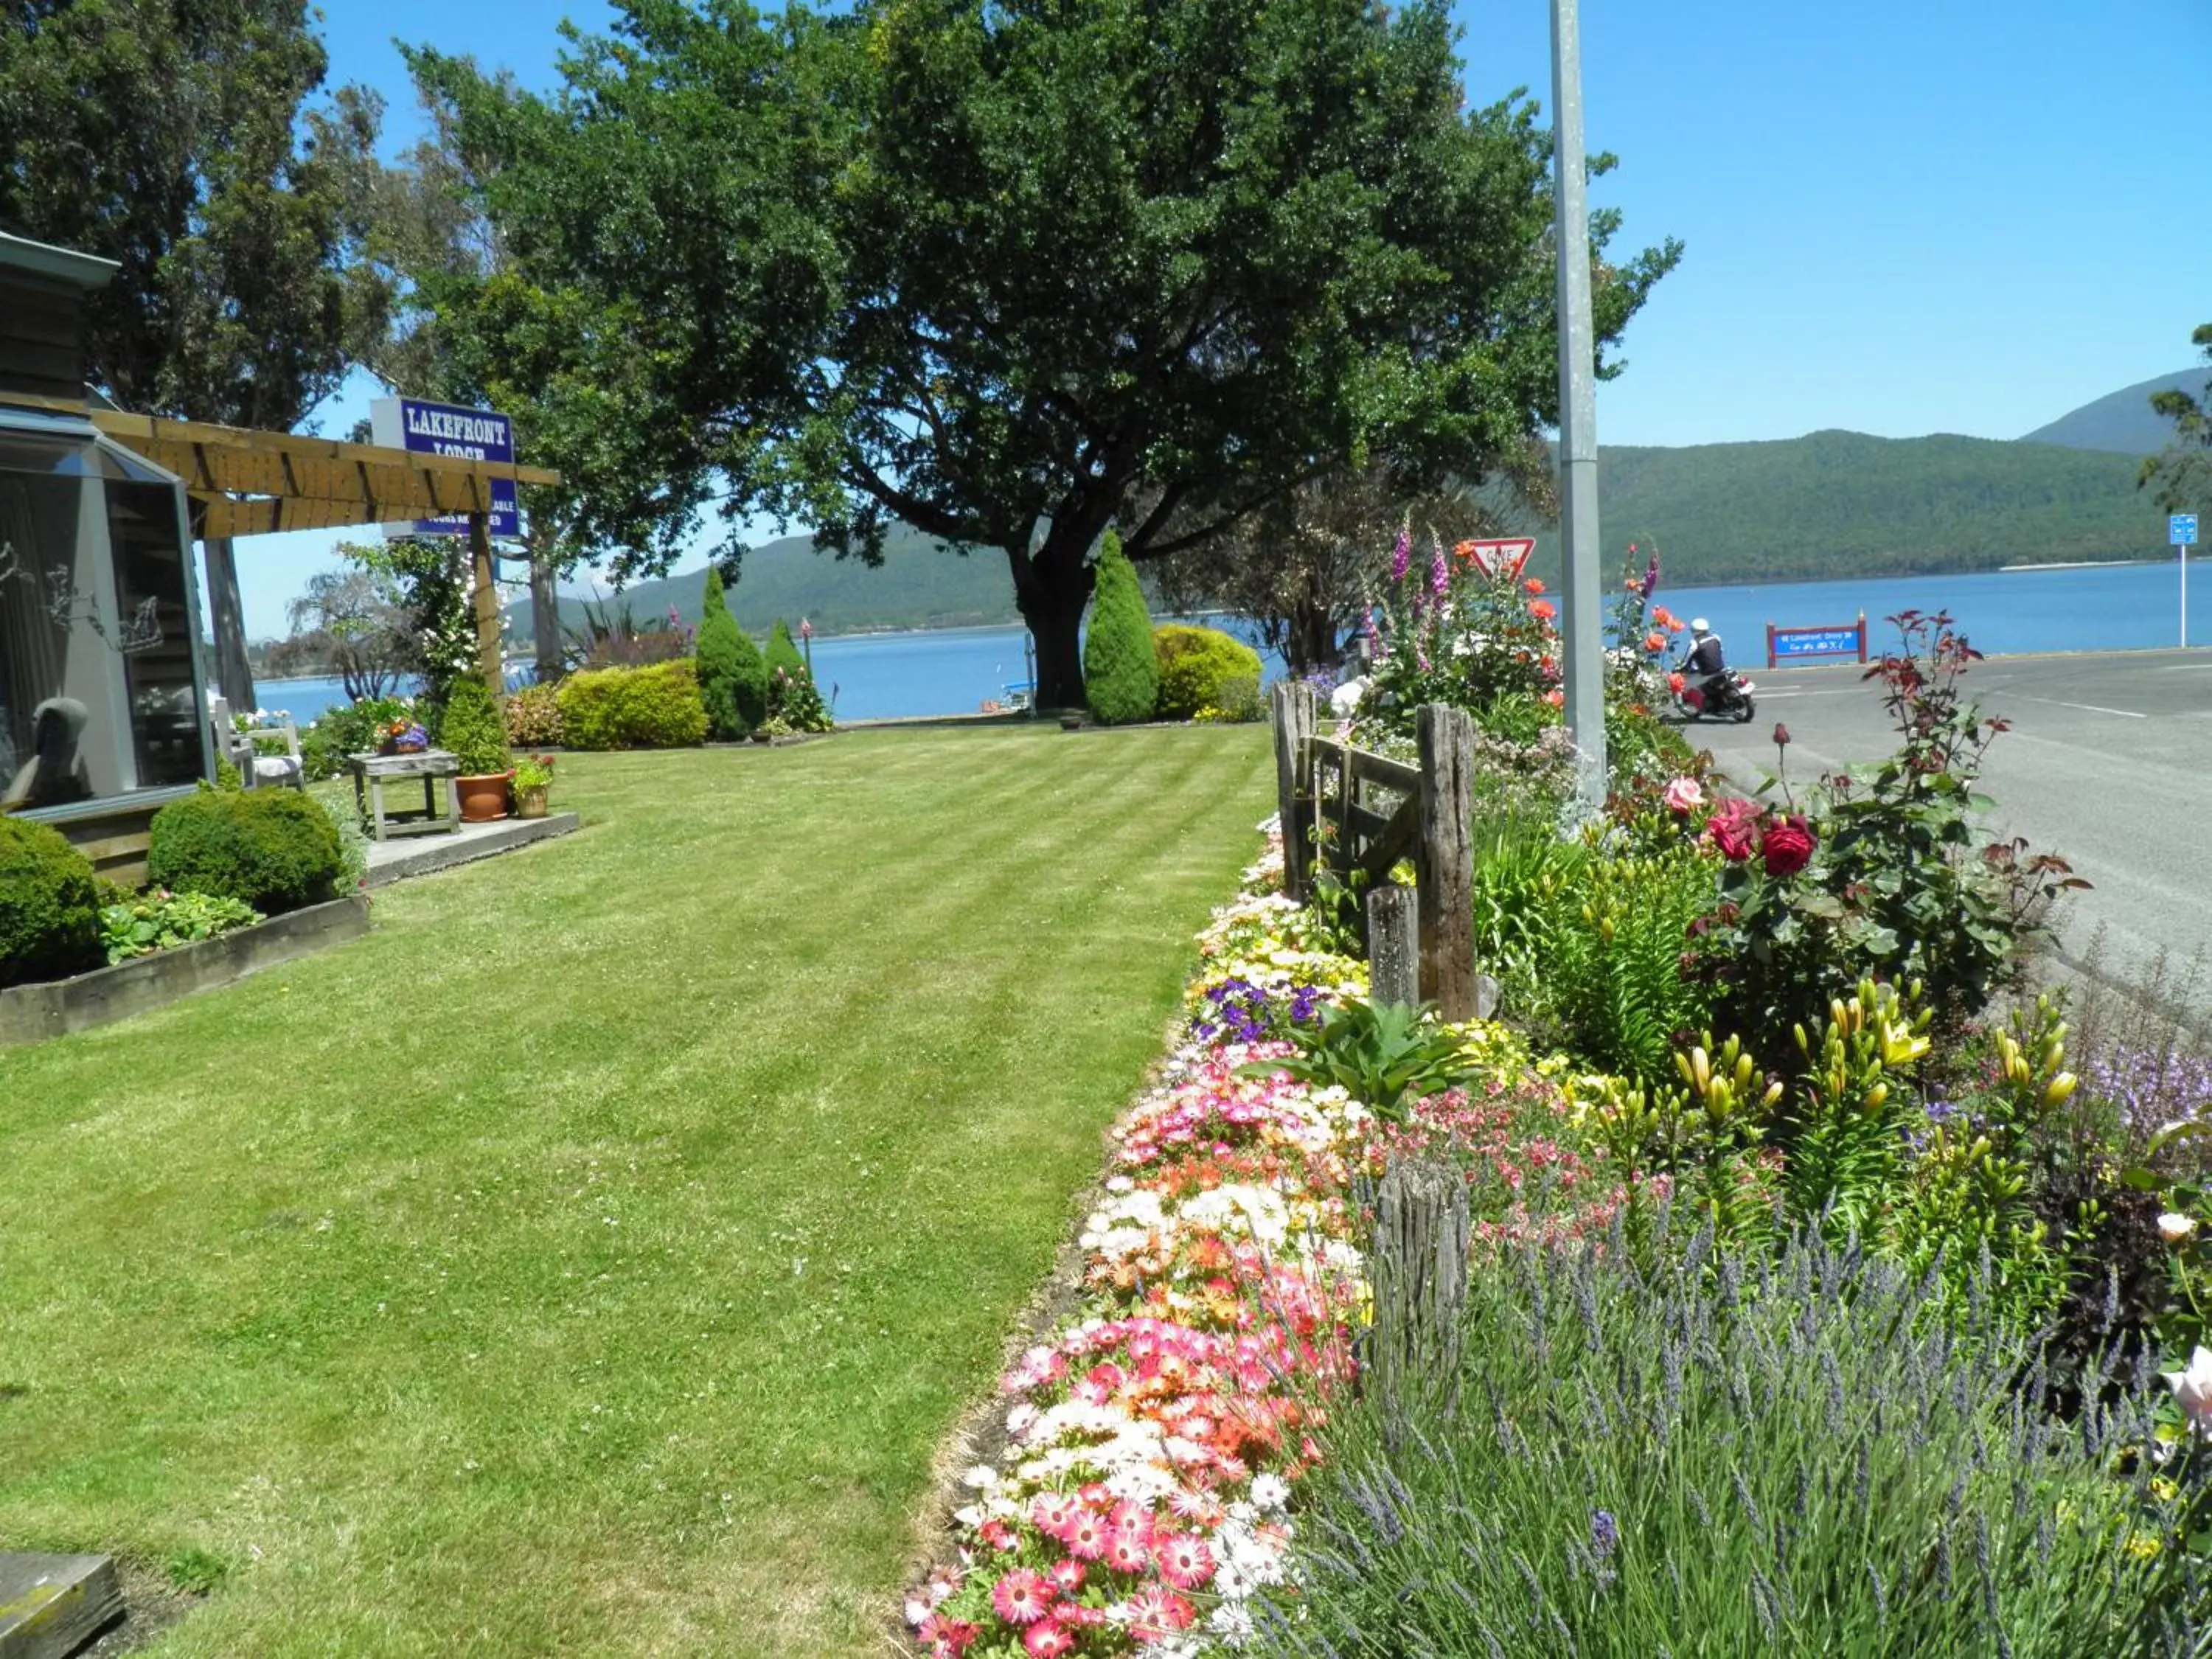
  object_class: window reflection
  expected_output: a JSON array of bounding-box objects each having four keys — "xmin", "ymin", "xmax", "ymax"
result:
[{"xmin": 0, "ymin": 431, "xmax": 202, "ymax": 812}]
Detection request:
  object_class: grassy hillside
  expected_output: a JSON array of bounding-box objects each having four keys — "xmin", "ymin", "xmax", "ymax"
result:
[
  {"xmin": 512, "ymin": 428, "xmax": 2177, "ymax": 642},
  {"xmin": 1582, "ymin": 431, "xmax": 2169, "ymax": 585},
  {"xmin": 2020, "ymin": 368, "xmax": 2208, "ymax": 456},
  {"xmin": 510, "ymin": 523, "xmax": 1020, "ymax": 642}
]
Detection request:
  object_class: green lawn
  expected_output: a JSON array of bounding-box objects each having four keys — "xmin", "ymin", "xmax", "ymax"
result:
[{"xmin": 0, "ymin": 724, "xmax": 1271, "ymax": 1656}]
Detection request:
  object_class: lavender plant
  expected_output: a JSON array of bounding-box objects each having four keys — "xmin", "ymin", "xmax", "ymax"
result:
[{"xmin": 1258, "ymin": 1223, "xmax": 2209, "ymax": 1658}]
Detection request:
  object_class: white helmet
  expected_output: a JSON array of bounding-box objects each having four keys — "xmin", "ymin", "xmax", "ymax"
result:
[{"xmin": 1689, "ymin": 618, "xmax": 1712, "ymax": 635}]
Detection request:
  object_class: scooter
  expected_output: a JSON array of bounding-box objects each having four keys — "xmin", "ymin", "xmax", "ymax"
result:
[{"xmin": 1673, "ymin": 669, "xmax": 1756, "ymax": 723}]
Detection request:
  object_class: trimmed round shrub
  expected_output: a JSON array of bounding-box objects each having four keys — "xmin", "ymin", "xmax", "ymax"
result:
[
  {"xmin": 147, "ymin": 789, "xmax": 347, "ymax": 914},
  {"xmin": 1083, "ymin": 532, "xmax": 1158, "ymax": 725},
  {"xmin": 440, "ymin": 674, "xmax": 513, "ymax": 776},
  {"xmin": 556, "ymin": 661, "xmax": 711, "ymax": 750},
  {"xmin": 697, "ymin": 568, "xmax": 768, "ymax": 739},
  {"xmin": 1152, "ymin": 623, "xmax": 1265, "ymax": 720},
  {"xmin": 0, "ymin": 815, "xmax": 103, "ymax": 987},
  {"xmin": 506, "ymin": 683, "xmax": 564, "ymax": 748}
]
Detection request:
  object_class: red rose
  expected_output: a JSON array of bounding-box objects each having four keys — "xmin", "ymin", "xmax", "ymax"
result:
[
  {"xmin": 1761, "ymin": 814, "xmax": 1817, "ymax": 877},
  {"xmin": 1705, "ymin": 799, "xmax": 1761, "ymax": 863}
]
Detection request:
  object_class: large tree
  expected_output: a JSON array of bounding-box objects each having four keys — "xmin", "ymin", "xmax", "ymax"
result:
[
  {"xmin": 414, "ymin": 0, "xmax": 1677, "ymax": 704},
  {"xmin": 2142, "ymin": 324, "xmax": 2212, "ymax": 515},
  {"xmin": 0, "ymin": 0, "xmax": 392, "ymax": 705},
  {"xmin": 1150, "ymin": 451, "xmax": 1553, "ymax": 675}
]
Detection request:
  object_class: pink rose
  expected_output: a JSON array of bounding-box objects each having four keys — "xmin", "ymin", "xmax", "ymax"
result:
[
  {"xmin": 1662, "ymin": 777, "xmax": 1704, "ymax": 815},
  {"xmin": 1705, "ymin": 799, "xmax": 1761, "ymax": 863}
]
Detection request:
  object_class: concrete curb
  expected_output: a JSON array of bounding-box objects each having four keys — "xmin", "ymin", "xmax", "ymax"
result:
[{"xmin": 364, "ymin": 813, "xmax": 580, "ymax": 888}]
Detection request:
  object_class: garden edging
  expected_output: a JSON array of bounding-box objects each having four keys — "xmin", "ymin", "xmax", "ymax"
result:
[{"xmin": 0, "ymin": 894, "xmax": 371, "ymax": 1047}]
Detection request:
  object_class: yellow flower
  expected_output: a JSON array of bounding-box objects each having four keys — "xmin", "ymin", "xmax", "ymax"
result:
[{"xmin": 2126, "ymin": 1533, "xmax": 2163, "ymax": 1561}]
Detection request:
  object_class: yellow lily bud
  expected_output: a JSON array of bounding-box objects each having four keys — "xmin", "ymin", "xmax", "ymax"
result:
[{"xmin": 2043, "ymin": 1072, "xmax": 2078, "ymax": 1109}]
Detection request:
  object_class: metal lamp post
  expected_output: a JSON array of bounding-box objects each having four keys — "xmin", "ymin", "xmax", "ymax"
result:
[{"xmin": 1551, "ymin": 0, "xmax": 1608, "ymax": 810}]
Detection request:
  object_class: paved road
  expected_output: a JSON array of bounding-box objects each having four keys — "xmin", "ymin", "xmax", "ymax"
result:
[{"xmin": 1688, "ymin": 647, "xmax": 2212, "ymax": 1008}]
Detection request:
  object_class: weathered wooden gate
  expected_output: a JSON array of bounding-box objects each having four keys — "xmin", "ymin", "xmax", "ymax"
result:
[{"xmin": 1269, "ymin": 682, "xmax": 1478, "ymax": 1020}]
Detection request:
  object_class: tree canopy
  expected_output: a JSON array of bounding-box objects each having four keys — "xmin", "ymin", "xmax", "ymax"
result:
[
  {"xmin": 0, "ymin": 0, "xmax": 388, "ymax": 427},
  {"xmin": 410, "ymin": 0, "xmax": 1678, "ymax": 703},
  {"xmin": 2142, "ymin": 324, "xmax": 2212, "ymax": 516}
]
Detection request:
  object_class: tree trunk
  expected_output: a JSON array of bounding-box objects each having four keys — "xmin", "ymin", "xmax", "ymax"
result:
[
  {"xmin": 1009, "ymin": 538, "xmax": 1098, "ymax": 710},
  {"xmin": 529, "ymin": 543, "xmax": 563, "ymax": 684}
]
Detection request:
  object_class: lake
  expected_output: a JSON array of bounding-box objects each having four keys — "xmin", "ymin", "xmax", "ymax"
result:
[{"xmin": 246, "ymin": 557, "xmax": 2200, "ymax": 728}]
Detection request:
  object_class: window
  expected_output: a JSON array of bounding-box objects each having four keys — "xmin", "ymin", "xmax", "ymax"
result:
[{"xmin": 0, "ymin": 424, "xmax": 205, "ymax": 813}]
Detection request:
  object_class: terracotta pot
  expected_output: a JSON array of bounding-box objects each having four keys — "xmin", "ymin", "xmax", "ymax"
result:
[
  {"xmin": 456, "ymin": 773, "xmax": 511, "ymax": 823},
  {"xmin": 515, "ymin": 785, "xmax": 550, "ymax": 820}
]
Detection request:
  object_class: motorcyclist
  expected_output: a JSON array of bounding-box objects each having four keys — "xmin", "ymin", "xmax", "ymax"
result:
[{"xmin": 1681, "ymin": 619, "xmax": 1732, "ymax": 709}]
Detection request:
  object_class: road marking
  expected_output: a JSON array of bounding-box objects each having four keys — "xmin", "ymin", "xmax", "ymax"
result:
[{"xmin": 2007, "ymin": 693, "xmax": 2146, "ymax": 719}]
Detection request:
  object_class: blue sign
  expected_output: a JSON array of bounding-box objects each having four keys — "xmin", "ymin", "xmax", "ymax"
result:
[
  {"xmin": 2174, "ymin": 514, "xmax": 2200, "ymax": 548},
  {"xmin": 1773, "ymin": 627, "xmax": 1861, "ymax": 659},
  {"xmin": 369, "ymin": 397, "xmax": 518, "ymax": 538}
]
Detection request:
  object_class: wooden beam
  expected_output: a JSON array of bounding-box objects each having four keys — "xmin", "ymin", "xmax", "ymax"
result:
[{"xmin": 90, "ymin": 409, "xmax": 560, "ymax": 487}]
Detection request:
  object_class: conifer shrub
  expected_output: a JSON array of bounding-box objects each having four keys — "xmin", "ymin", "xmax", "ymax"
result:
[
  {"xmin": 0, "ymin": 815, "xmax": 104, "ymax": 987},
  {"xmin": 1152, "ymin": 622, "xmax": 1264, "ymax": 720},
  {"xmin": 695, "ymin": 568, "xmax": 764, "ymax": 740},
  {"xmin": 765, "ymin": 619, "xmax": 806, "ymax": 684},
  {"xmin": 556, "ymin": 661, "xmax": 711, "ymax": 749},
  {"xmin": 439, "ymin": 674, "xmax": 513, "ymax": 776},
  {"xmin": 1082, "ymin": 532, "xmax": 1158, "ymax": 725},
  {"xmin": 147, "ymin": 790, "xmax": 346, "ymax": 914}
]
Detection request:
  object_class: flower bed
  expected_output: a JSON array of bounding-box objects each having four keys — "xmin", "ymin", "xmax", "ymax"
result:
[{"xmin": 908, "ymin": 832, "xmax": 1385, "ymax": 1656}]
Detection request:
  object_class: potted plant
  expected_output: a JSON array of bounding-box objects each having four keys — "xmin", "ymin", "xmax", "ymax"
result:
[
  {"xmin": 512, "ymin": 753, "xmax": 555, "ymax": 818},
  {"xmin": 376, "ymin": 716, "xmax": 430, "ymax": 755},
  {"xmin": 440, "ymin": 675, "xmax": 514, "ymax": 822}
]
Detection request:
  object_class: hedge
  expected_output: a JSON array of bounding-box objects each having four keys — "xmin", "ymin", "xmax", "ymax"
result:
[
  {"xmin": 147, "ymin": 789, "xmax": 347, "ymax": 915},
  {"xmin": 1153, "ymin": 623, "xmax": 1265, "ymax": 720},
  {"xmin": 0, "ymin": 815, "xmax": 104, "ymax": 987},
  {"xmin": 556, "ymin": 661, "xmax": 711, "ymax": 750}
]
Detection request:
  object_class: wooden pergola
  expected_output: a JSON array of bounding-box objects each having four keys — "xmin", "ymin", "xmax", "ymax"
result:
[{"xmin": 81, "ymin": 406, "xmax": 561, "ymax": 698}]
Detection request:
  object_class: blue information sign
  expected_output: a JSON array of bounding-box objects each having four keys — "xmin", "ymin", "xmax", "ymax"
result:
[
  {"xmin": 369, "ymin": 397, "xmax": 518, "ymax": 538},
  {"xmin": 2174, "ymin": 514, "xmax": 2200, "ymax": 548},
  {"xmin": 1773, "ymin": 627, "xmax": 1861, "ymax": 659}
]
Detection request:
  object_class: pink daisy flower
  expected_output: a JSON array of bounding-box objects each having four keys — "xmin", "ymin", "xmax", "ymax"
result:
[
  {"xmin": 1023, "ymin": 1621, "xmax": 1075, "ymax": 1659},
  {"xmin": 1048, "ymin": 1559, "xmax": 1086, "ymax": 1595},
  {"xmin": 991, "ymin": 1568, "xmax": 1054, "ymax": 1626},
  {"xmin": 1102, "ymin": 1528, "xmax": 1150, "ymax": 1575},
  {"xmin": 1030, "ymin": 1493, "xmax": 1079, "ymax": 1540},
  {"xmin": 918, "ymin": 1612, "xmax": 981, "ymax": 1657},
  {"xmin": 1063, "ymin": 1511, "xmax": 1109, "ymax": 1559},
  {"xmin": 1154, "ymin": 1532, "xmax": 1216, "ymax": 1590},
  {"xmin": 1126, "ymin": 1585, "xmax": 1197, "ymax": 1640}
]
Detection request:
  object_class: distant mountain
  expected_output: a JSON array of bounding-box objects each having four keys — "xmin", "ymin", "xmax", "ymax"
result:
[
  {"xmin": 509, "ymin": 423, "xmax": 2179, "ymax": 646},
  {"xmin": 509, "ymin": 522, "xmax": 1020, "ymax": 644},
  {"xmin": 2019, "ymin": 369, "xmax": 2208, "ymax": 456},
  {"xmin": 1579, "ymin": 431, "xmax": 2166, "ymax": 587}
]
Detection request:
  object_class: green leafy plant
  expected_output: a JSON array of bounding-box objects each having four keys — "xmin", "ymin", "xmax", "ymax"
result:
[
  {"xmin": 100, "ymin": 890, "xmax": 262, "ymax": 962},
  {"xmin": 0, "ymin": 815, "xmax": 104, "ymax": 987},
  {"xmin": 1082, "ymin": 532, "xmax": 1158, "ymax": 725},
  {"xmin": 147, "ymin": 790, "xmax": 347, "ymax": 914},
  {"xmin": 1251, "ymin": 999, "xmax": 1465, "ymax": 1122},
  {"xmin": 299, "ymin": 695, "xmax": 417, "ymax": 783},
  {"xmin": 511, "ymin": 754, "xmax": 556, "ymax": 793},
  {"xmin": 1265, "ymin": 1225, "xmax": 2205, "ymax": 1658},
  {"xmin": 439, "ymin": 675, "xmax": 513, "ymax": 776},
  {"xmin": 1536, "ymin": 844, "xmax": 1717, "ymax": 1087},
  {"xmin": 555, "ymin": 661, "xmax": 710, "ymax": 749},
  {"xmin": 1152, "ymin": 623, "xmax": 1262, "ymax": 720}
]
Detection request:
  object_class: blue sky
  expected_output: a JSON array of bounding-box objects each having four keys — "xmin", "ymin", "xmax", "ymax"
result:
[{"xmin": 233, "ymin": 0, "xmax": 2212, "ymax": 636}]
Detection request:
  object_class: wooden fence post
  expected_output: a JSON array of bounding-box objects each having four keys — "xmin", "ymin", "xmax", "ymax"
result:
[
  {"xmin": 1415, "ymin": 703, "xmax": 1476, "ymax": 1020},
  {"xmin": 1367, "ymin": 884, "xmax": 1419, "ymax": 1012},
  {"xmin": 1270, "ymin": 680, "xmax": 1318, "ymax": 901},
  {"xmin": 1370, "ymin": 1160, "xmax": 1470, "ymax": 1415}
]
